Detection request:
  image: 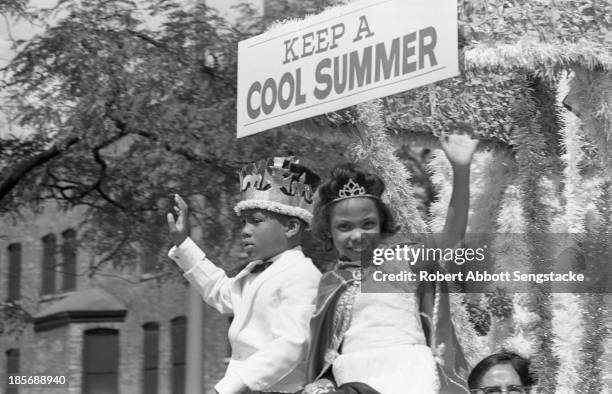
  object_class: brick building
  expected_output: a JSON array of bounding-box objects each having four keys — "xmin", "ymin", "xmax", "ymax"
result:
[
  {"xmin": 0, "ymin": 202, "xmax": 231, "ymax": 394},
  {"xmin": 0, "ymin": 1, "xmax": 304, "ymax": 392}
]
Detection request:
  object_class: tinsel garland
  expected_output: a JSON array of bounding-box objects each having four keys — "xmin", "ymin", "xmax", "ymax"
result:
[
  {"xmin": 460, "ymin": 149, "xmax": 513, "ymax": 355},
  {"xmin": 552, "ymin": 290, "xmax": 584, "ymax": 393},
  {"xmin": 512, "ymin": 82, "xmax": 558, "ymax": 393},
  {"xmin": 426, "ymin": 150, "xmax": 488, "ymax": 367},
  {"xmin": 503, "ymin": 293, "xmax": 537, "ymax": 359},
  {"xmin": 349, "ymin": 99, "xmax": 427, "ymax": 234},
  {"xmin": 578, "ymin": 292, "xmax": 608, "ymax": 393},
  {"xmin": 464, "ymin": 148, "xmax": 515, "ymax": 350},
  {"xmin": 495, "ymin": 185, "xmax": 536, "ymax": 357},
  {"xmin": 556, "ymin": 88, "xmax": 588, "ymax": 234},
  {"xmin": 567, "ymin": 68, "xmax": 612, "ymax": 181},
  {"xmin": 577, "ymin": 181, "xmax": 611, "ymax": 393},
  {"xmin": 484, "ymin": 168, "xmax": 525, "ymax": 354},
  {"xmin": 464, "ymin": 40, "xmax": 612, "ymax": 76},
  {"xmin": 551, "ymin": 76, "xmax": 589, "ymax": 393},
  {"xmin": 562, "ymin": 71, "xmax": 611, "ymax": 392},
  {"xmin": 427, "ymin": 150, "xmax": 452, "ymax": 234},
  {"xmin": 464, "ymin": 150, "xmax": 513, "ymax": 235}
]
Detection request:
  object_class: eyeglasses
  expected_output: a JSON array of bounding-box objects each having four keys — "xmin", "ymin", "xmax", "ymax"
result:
[{"xmin": 470, "ymin": 386, "xmax": 531, "ymax": 394}]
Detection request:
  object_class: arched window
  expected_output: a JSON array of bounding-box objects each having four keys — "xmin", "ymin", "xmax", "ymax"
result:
[
  {"xmin": 142, "ymin": 322, "xmax": 159, "ymax": 394},
  {"xmin": 61, "ymin": 229, "xmax": 77, "ymax": 291},
  {"xmin": 171, "ymin": 316, "xmax": 187, "ymax": 394},
  {"xmin": 7, "ymin": 243, "xmax": 21, "ymax": 301},
  {"xmin": 6, "ymin": 348, "xmax": 19, "ymax": 394},
  {"xmin": 41, "ymin": 234, "xmax": 57, "ymax": 295},
  {"xmin": 82, "ymin": 328, "xmax": 119, "ymax": 394}
]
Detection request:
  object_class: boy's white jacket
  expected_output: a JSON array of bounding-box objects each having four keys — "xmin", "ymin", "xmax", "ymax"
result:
[{"xmin": 169, "ymin": 237, "xmax": 321, "ymax": 394}]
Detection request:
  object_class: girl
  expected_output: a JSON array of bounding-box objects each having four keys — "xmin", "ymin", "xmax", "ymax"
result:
[{"xmin": 304, "ymin": 134, "xmax": 478, "ymax": 394}]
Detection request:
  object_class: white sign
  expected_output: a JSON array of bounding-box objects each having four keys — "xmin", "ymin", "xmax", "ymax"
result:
[{"xmin": 237, "ymin": 0, "xmax": 458, "ymax": 138}]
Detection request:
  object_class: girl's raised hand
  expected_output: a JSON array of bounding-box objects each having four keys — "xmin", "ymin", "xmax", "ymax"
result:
[
  {"xmin": 440, "ymin": 133, "xmax": 479, "ymax": 167},
  {"xmin": 167, "ymin": 194, "xmax": 189, "ymax": 246}
]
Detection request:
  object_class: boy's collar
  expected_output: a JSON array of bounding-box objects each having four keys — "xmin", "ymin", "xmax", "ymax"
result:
[
  {"xmin": 248, "ymin": 246, "xmax": 302, "ymax": 275},
  {"xmin": 266, "ymin": 245, "xmax": 302, "ymax": 263}
]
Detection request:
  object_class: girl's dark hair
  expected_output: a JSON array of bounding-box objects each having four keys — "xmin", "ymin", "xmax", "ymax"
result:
[
  {"xmin": 312, "ymin": 163, "xmax": 399, "ymax": 250},
  {"xmin": 468, "ymin": 351, "xmax": 537, "ymax": 389}
]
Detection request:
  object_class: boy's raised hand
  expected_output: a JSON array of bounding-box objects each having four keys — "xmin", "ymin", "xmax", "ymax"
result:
[
  {"xmin": 167, "ymin": 194, "xmax": 189, "ymax": 246},
  {"xmin": 440, "ymin": 133, "xmax": 479, "ymax": 167}
]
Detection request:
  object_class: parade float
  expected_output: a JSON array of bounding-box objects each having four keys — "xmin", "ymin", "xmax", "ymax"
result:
[{"xmin": 238, "ymin": 0, "xmax": 611, "ymax": 392}]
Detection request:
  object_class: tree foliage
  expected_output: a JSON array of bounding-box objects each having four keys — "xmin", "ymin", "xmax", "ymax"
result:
[
  {"xmin": 0, "ymin": 0, "xmax": 345, "ymax": 275},
  {"xmin": 0, "ymin": 0, "xmax": 28, "ymax": 17}
]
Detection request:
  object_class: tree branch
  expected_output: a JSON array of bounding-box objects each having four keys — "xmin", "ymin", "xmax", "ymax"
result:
[
  {"xmin": 123, "ymin": 125, "xmax": 238, "ymax": 180},
  {"xmin": 123, "ymin": 28, "xmax": 226, "ymax": 81},
  {"xmin": 0, "ymin": 136, "xmax": 80, "ymax": 203},
  {"xmin": 75, "ymin": 142, "xmax": 127, "ymax": 210},
  {"xmin": 87, "ymin": 235, "xmax": 129, "ymax": 277},
  {"xmin": 0, "ymin": 108, "xmax": 235, "ymax": 211},
  {"xmin": 125, "ymin": 29, "xmax": 166, "ymax": 49}
]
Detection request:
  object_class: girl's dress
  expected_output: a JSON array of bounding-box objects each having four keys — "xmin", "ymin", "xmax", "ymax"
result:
[
  {"xmin": 332, "ymin": 291, "xmax": 437, "ymax": 393},
  {"xmin": 306, "ymin": 256, "xmax": 470, "ymax": 394}
]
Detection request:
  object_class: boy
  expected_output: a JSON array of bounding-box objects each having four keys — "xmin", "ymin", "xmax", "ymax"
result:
[{"xmin": 167, "ymin": 157, "xmax": 322, "ymax": 394}]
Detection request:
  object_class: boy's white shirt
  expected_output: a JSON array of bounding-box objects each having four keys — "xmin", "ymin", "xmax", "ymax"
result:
[{"xmin": 168, "ymin": 237, "xmax": 321, "ymax": 394}]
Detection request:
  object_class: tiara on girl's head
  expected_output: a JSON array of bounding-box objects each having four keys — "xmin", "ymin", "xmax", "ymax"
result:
[{"xmin": 331, "ymin": 178, "xmax": 380, "ymax": 203}]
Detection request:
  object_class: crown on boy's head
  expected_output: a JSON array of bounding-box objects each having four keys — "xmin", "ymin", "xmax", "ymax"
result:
[{"xmin": 234, "ymin": 157, "xmax": 320, "ymax": 225}]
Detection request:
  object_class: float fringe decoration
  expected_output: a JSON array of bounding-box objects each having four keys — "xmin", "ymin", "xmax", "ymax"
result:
[
  {"xmin": 462, "ymin": 150, "xmax": 514, "ymax": 360},
  {"xmin": 349, "ymin": 99, "xmax": 427, "ymax": 234},
  {"xmin": 427, "ymin": 149, "xmax": 452, "ymax": 233},
  {"xmin": 577, "ymin": 182, "xmax": 611, "ymax": 393},
  {"xmin": 496, "ymin": 185, "xmax": 535, "ymax": 357},
  {"xmin": 567, "ymin": 68, "xmax": 612, "ymax": 181},
  {"xmin": 464, "ymin": 40, "xmax": 612, "ymax": 76},
  {"xmin": 513, "ymin": 83, "xmax": 559, "ymax": 392},
  {"xmin": 465, "ymin": 150, "xmax": 513, "ymax": 235},
  {"xmin": 551, "ymin": 103, "xmax": 586, "ymax": 392}
]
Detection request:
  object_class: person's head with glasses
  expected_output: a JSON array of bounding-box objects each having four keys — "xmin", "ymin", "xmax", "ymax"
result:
[{"xmin": 468, "ymin": 351, "xmax": 537, "ymax": 394}]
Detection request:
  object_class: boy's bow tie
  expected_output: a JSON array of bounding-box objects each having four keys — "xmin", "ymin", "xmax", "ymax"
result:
[{"xmin": 250, "ymin": 260, "xmax": 273, "ymax": 274}]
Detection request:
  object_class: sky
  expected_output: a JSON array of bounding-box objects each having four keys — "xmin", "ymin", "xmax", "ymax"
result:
[
  {"xmin": 0, "ymin": 0, "xmax": 54, "ymax": 137},
  {"xmin": 0, "ymin": 0, "xmax": 262, "ymax": 137}
]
